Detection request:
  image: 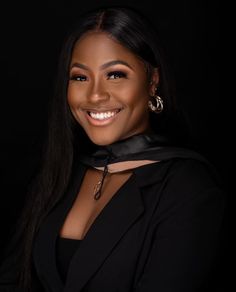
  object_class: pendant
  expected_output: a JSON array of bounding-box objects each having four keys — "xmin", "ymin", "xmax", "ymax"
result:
[
  {"xmin": 93, "ymin": 180, "xmax": 102, "ymax": 200},
  {"xmin": 93, "ymin": 164, "xmax": 109, "ymax": 200}
]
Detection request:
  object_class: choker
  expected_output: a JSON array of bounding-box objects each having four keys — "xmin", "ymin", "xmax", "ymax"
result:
[{"xmin": 78, "ymin": 133, "xmax": 206, "ymax": 200}]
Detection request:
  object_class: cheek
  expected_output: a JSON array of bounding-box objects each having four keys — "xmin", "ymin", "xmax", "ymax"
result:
[
  {"xmin": 67, "ymin": 86, "xmax": 74, "ymax": 106},
  {"xmin": 117, "ymin": 82, "xmax": 149, "ymax": 109},
  {"xmin": 67, "ymin": 87, "xmax": 84, "ymax": 124},
  {"xmin": 67, "ymin": 86, "xmax": 81, "ymax": 109}
]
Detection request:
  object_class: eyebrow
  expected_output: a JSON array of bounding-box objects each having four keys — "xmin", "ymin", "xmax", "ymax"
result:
[{"xmin": 70, "ymin": 60, "xmax": 133, "ymax": 70}]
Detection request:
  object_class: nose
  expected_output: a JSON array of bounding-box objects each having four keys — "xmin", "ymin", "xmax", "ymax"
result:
[{"xmin": 87, "ymin": 79, "xmax": 110, "ymax": 103}]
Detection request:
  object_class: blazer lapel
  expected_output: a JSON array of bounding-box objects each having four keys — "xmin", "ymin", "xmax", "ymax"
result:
[
  {"xmin": 34, "ymin": 160, "xmax": 168, "ymax": 292},
  {"xmin": 64, "ymin": 172, "xmax": 145, "ymax": 292}
]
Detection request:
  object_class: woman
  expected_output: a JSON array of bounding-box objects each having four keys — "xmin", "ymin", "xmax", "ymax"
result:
[{"xmin": 0, "ymin": 6, "xmax": 225, "ymax": 292}]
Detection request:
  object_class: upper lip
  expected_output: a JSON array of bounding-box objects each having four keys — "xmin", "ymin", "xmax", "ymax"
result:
[{"xmin": 83, "ymin": 107, "xmax": 123, "ymax": 112}]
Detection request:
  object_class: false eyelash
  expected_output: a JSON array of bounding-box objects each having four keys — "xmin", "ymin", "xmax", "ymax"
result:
[
  {"xmin": 107, "ymin": 71, "xmax": 127, "ymax": 79},
  {"xmin": 69, "ymin": 74, "xmax": 87, "ymax": 81}
]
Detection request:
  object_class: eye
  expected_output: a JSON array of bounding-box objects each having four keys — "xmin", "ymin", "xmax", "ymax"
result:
[
  {"xmin": 107, "ymin": 71, "xmax": 127, "ymax": 80},
  {"xmin": 70, "ymin": 74, "xmax": 87, "ymax": 82}
]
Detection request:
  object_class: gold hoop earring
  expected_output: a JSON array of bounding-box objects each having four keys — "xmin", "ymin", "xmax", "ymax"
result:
[{"xmin": 148, "ymin": 94, "xmax": 164, "ymax": 114}]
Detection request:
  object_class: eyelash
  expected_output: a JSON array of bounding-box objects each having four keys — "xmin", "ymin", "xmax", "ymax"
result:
[
  {"xmin": 70, "ymin": 71, "xmax": 127, "ymax": 81},
  {"xmin": 70, "ymin": 75, "xmax": 87, "ymax": 82},
  {"xmin": 107, "ymin": 71, "xmax": 127, "ymax": 79}
]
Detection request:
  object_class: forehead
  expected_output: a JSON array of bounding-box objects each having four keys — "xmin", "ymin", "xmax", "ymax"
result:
[{"xmin": 70, "ymin": 31, "xmax": 145, "ymax": 70}]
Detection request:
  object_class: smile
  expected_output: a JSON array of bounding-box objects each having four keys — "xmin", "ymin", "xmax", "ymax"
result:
[{"xmin": 85, "ymin": 109, "xmax": 122, "ymax": 126}]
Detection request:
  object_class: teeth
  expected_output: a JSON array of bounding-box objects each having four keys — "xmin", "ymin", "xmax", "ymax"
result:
[{"xmin": 89, "ymin": 110, "xmax": 119, "ymax": 120}]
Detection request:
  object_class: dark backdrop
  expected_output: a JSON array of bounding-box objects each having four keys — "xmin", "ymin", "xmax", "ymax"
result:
[{"xmin": 0, "ymin": 0, "xmax": 228, "ymax": 290}]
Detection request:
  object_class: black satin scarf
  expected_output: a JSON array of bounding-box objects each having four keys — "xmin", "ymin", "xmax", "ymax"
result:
[
  {"xmin": 77, "ymin": 133, "xmax": 212, "ymax": 200},
  {"xmin": 78, "ymin": 133, "xmax": 208, "ymax": 168}
]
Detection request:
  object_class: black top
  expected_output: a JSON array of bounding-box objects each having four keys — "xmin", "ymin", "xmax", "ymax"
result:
[{"xmin": 56, "ymin": 237, "xmax": 81, "ymax": 283}]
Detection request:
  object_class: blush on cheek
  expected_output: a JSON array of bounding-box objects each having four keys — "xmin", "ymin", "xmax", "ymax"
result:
[
  {"xmin": 67, "ymin": 86, "xmax": 78, "ymax": 104},
  {"xmin": 67, "ymin": 94, "xmax": 73, "ymax": 109}
]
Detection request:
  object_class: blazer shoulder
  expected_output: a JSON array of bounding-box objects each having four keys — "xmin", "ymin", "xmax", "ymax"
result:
[
  {"xmin": 159, "ymin": 157, "xmax": 226, "ymax": 210},
  {"xmin": 168, "ymin": 157, "xmax": 222, "ymax": 187}
]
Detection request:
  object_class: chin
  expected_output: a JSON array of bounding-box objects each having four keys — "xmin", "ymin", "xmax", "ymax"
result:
[{"xmin": 87, "ymin": 132, "xmax": 121, "ymax": 146}]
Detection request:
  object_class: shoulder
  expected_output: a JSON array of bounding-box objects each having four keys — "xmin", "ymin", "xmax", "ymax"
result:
[
  {"xmin": 136, "ymin": 154, "xmax": 225, "ymax": 203},
  {"xmin": 142, "ymin": 153, "xmax": 221, "ymax": 188},
  {"xmin": 167, "ymin": 157, "xmax": 221, "ymax": 190},
  {"xmin": 136, "ymin": 151, "xmax": 223, "ymax": 192},
  {"xmin": 156, "ymin": 157, "xmax": 225, "ymax": 209}
]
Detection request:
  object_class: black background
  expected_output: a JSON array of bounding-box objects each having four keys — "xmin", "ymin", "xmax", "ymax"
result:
[{"xmin": 0, "ymin": 0, "xmax": 229, "ymax": 290}]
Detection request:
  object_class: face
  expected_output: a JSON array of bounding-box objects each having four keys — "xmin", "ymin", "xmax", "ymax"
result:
[{"xmin": 67, "ymin": 31, "xmax": 159, "ymax": 145}]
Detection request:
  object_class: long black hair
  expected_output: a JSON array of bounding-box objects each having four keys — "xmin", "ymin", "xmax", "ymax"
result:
[{"xmin": 1, "ymin": 6, "xmax": 191, "ymax": 290}]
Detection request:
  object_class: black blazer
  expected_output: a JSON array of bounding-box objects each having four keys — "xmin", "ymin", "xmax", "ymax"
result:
[{"xmin": 0, "ymin": 157, "xmax": 225, "ymax": 292}]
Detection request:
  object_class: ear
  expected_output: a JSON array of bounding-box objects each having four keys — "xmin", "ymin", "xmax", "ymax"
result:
[{"xmin": 149, "ymin": 68, "xmax": 160, "ymax": 96}]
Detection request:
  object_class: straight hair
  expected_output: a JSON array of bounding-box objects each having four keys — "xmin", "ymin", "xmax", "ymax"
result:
[{"xmin": 1, "ymin": 6, "xmax": 192, "ymax": 290}]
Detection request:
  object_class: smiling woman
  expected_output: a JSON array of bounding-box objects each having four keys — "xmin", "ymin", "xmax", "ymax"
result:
[
  {"xmin": 0, "ymin": 6, "xmax": 225, "ymax": 292},
  {"xmin": 67, "ymin": 31, "xmax": 157, "ymax": 145}
]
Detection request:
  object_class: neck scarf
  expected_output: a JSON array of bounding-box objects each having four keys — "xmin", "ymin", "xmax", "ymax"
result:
[{"xmin": 78, "ymin": 133, "xmax": 208, "ymax": 200}]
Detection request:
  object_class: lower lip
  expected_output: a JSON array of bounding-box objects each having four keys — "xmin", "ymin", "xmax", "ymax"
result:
[{"xmin": 85, "ymin": 110, "xmax": 122, "ymax": 126}]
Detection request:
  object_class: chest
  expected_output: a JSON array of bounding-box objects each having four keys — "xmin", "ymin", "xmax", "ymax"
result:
[{"xmin": 59, "ymin": 168, "xmax": 133, "ymax": 240}]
